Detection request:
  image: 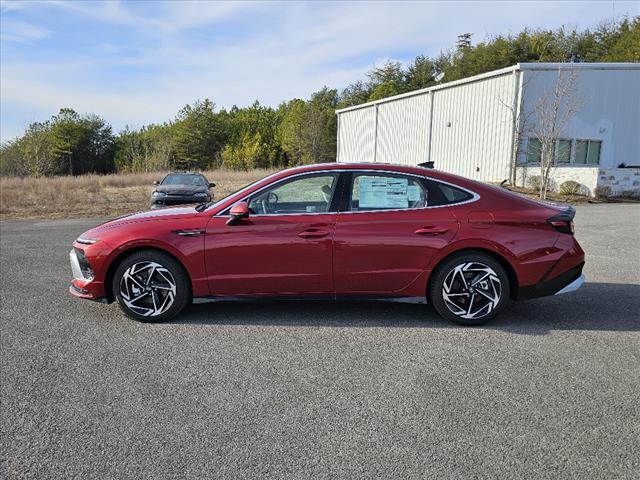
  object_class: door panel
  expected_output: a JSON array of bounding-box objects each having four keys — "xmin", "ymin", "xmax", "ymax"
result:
[
  {"xmin": 333, "ymin": 170, "xmax": 459, "ymax": 295},
  {"xmin": 204, "ymin": 214, "xmax": 335, "ymax": 296},
  {"xmin": 333, "ymin": 209, "xmax": 458, "ymax": 294}
]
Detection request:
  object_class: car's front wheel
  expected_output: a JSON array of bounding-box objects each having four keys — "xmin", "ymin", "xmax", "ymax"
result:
[
  {"xmin": 112, "ymin": 250, "xmax": 191, "ymax": 322},
  {"xmin": 429, "ymin": 252, "xmax": 510, "ymax": 326}
]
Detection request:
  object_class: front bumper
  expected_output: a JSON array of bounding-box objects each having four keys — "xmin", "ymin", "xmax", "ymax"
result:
[
  {"xmin": 69, "ymin": 248, "xmax": 107, "ymax": 302},
  {"xmin": 150, "ymin": 195, "xmax": 208, "ymax": 208}
]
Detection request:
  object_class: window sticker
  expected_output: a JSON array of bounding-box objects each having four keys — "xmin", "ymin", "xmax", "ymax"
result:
[{"xmin": 359, "ymin": 177, "xmax": 409, "ymax": 208}]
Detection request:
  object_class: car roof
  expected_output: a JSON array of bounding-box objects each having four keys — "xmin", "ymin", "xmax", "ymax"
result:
[
  {"xmin": 284, "ymin": 162, "xmax": 429, "ymax": 173},
  {"xmin": 279, "ymin": 162, "xmax": 456, "ymax": 181},
  {"xmin": 274, "ymin": 162, "xmax": 512, "ymax": 199},
  {"xmin": 205, "ymin": 161, "xmax": 561, "ymax": 215}
]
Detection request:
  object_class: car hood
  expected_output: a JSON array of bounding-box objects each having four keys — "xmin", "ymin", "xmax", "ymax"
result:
[
  {"xmin": 85, "ymin": 206, "xmax": 202, "ymax": 237},
  {"xmin": 154, "ymin": 185, "xmax": 208, "ymax": 194}
]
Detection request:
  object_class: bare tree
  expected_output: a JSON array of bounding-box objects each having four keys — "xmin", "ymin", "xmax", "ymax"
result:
[
  {"xmin": 529, "ymin": 69, "xmax": 584, "ymax": 199},
  {"xmin": 500, "ymin": 74, "xmax": 533, "ymax": 186}
]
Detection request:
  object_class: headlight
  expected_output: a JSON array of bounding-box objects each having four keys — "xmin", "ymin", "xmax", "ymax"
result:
[
  {"xmin": 194, "ymin": 192, "xmax": 208, "ymax": 197},
  {"xmin": 152, "ymin": 191, "xmax": 166, "ymax": 197},
  {"xmin": 76, "ymin": 237, "xmax": 99, "ymax": 245}
]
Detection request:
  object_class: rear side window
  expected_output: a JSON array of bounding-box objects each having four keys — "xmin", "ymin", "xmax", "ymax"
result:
[
  {"xmin": 349, "ymin": 173, "xmax": 428, "ymax": 211},
  {"xmin": 426, "ymin": 180, "xmax": 475, "ymax": 206}
]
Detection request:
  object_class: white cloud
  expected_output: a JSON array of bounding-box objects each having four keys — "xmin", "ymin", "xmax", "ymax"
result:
[
  {"xmin": 0, "ymin": 19, "xmax": 50, "ymax": 42},
  {"xmin": 2, "ymin": 0, "xmax": 638, "ymax": 141}
]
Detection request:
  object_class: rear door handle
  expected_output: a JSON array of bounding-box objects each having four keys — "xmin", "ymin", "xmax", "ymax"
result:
[
  {"xmin": 415, "ymin": 226, "xmax": 449, "ymax": 236},
  {"xmin": 298, "ymin": 229, "xmax": 330, "ymax": 239}
]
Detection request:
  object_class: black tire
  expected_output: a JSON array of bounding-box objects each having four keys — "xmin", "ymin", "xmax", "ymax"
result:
[
  {"xmin": 429, "ymin": 252, "xmax": 510, "ymax": 326},
  {"xmin": 112, "ymin": 250, "xmax": 191, "ymax": 323}
]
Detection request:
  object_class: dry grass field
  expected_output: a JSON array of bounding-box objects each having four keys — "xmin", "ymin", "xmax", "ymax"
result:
[
  {"xmin": 2, "ymin": 169, "xmax": 628, "ymax": 221},
  {"xmin": 0, "ymin": 169, "xmax": 276, "ymax": 220}
]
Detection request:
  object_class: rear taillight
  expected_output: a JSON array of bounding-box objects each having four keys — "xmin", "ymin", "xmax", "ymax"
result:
[{"xmin": 547, "ymin": 208, "xmax": 575, "ymax": 235}]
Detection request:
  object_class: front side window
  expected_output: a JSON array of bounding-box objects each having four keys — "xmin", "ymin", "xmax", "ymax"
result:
[
  {"xmin": 248, "ymin": 173, "xmax": 338, "ymax": 215},
  {"xmin": 349, "ymin": 174, "xmax": 428, "ymax": 211}
]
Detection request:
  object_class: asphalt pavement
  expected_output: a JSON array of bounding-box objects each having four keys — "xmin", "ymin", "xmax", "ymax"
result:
[{"xmin": 1, "ymin": 204, "xmax": 639, "ymax": 479}]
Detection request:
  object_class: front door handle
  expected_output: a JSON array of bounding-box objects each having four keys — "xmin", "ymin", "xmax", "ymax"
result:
[
  {"xmin": 298, "ymin": 229, "xmax": 330, "ymax": 239},
  {"xmin": 415, "ymin": 226, "xmax": 449, "ymax": 236}
]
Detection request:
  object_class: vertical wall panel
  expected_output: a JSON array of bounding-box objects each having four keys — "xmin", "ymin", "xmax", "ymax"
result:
[
  {"xmin": 429, "ymin": 72, "xmax": 516, "ymax": 181},
  {"xmin": 337, "ymin": 72, "xmax": 516, "ymax": 180},
  {"xmin": 337, "ymin": 106, "xmax": 376, "ymax": 163},
  {"xmin": 376, "ymin": 93, "xmax": 432, "ymax": 165},
  {"xmin": 337, "ymin": 65, "xmax": 639, "ymax": 182}
]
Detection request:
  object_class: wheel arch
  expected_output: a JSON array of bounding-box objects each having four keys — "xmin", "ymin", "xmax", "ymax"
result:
[
  {"xmin": 104, "ymin": 245, "xmax": 193, "ymax": 303},
  {"xmin": 427, "ymin": 247, "xmax": 519, "ymax": 301}
]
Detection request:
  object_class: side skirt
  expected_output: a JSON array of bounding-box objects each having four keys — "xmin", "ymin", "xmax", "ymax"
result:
[{"xmin": 193, "ymin": 295, "xmax": 427, "ymax": 305}]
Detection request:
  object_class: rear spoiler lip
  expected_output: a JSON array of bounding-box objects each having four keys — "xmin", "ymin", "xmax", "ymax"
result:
[{"xmin": 547, "ymin": 205, "xmax": 575, "ymax": 222}]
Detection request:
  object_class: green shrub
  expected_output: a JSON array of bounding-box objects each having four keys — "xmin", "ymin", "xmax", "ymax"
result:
[
  {"xmin": 527, "ymin": 175, "xmax": 542, "ymax": 190},
  {"xmin": 594, "ymin": 185, "xmax": 611, "ymax": 199},
  {"xmin": 559, "ymin": 180, "xmax": 582, "ymax": 196}
]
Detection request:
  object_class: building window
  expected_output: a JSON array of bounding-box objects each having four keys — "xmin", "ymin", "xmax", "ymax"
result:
[
  {"xmin": 524, "ymin": 137, "xmax": 602, "ymax": 166},
  {"xmin": 556, "ymin": 139, "xmax": 572, "ymax": 164},
  {"xmin": 575, "ymin": 140, "xmax": 602, "ymax": 165},
  {"xmin": 526, "ymin": 138, "xmax": 541, "ymax": 163}
]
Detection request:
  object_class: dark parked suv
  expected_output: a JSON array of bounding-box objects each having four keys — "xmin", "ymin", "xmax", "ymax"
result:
[{"xmin": 150, "ymin": 172, "xmax": 215, "ymax": 209}]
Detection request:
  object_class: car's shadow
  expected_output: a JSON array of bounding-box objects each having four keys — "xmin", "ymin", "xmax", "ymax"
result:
[{"xmin": 175, "ymin": 282, "xmax": 640, "ymax": 335}]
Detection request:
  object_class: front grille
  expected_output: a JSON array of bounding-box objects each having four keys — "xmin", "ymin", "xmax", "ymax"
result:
[{"xmin": 165, "ymin": 198, "xmax": 197, "ymax": 205}]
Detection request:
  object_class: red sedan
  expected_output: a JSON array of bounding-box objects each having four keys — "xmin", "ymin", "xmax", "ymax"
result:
[{"xmin": 69, "ymin": 163, "xmax": 585, "ymax": 326}]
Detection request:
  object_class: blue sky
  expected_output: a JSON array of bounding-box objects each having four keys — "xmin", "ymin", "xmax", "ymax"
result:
[{"xmin": 1, "ymin": 0, "xmax": 638, "ymax": 141}]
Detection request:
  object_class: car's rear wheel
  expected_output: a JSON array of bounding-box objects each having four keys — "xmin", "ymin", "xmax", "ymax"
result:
[
  {"xmin": 429, "ymin": 252, "xmax": 510, "ymax": 326},
  {"xmin": 112, "ymin": 250, "xmax": 190, "ymax": 323}
]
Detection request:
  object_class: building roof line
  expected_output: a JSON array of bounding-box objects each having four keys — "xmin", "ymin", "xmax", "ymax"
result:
[{"xmin": 336, "ymin": 62, "xmax": 640, "ymax": 114}]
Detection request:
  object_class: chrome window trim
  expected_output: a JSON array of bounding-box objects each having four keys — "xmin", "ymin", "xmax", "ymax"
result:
[{"xmin": 215, "ymin": 168, "xmax": 480, "ymax": 218}]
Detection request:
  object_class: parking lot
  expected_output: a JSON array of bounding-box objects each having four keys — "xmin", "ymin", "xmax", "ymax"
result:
[{"xmin": 1, "ymin": 203, "xmax": 639, "ymax": 479}]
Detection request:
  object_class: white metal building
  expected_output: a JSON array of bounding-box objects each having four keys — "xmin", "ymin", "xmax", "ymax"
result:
[{"xmin": 336, "ymin": 63, "xmax": 640, "ymax": 196}]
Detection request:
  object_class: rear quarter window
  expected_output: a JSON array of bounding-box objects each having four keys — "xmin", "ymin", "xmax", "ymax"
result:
[{"xmin": 426, "ymin": 180, "xmax": 475, "ymax": 206}]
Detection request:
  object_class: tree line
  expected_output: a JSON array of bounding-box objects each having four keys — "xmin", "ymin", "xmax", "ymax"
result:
[{"xmin": 1, "ymin": 17, "xmax": 637, "ymax": 176}]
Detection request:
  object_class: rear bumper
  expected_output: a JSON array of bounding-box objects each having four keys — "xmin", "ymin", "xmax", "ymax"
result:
[
  {"xmin": 517, "ymin": 263, "xmax": 584, "ymax": 300},
  {"xmin": 555, "ymin": 273, "xmax": 585, "ymax": 295}
]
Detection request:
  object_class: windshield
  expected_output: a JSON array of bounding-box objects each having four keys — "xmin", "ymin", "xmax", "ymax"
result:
[{"xmin": 162, "ymin": 174, "xmax": 207, "ymax": 186}]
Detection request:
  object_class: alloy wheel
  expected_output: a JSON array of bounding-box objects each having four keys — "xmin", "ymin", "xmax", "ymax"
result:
[
  {"xmin": 442, "ymin": 262, "xmax": 502, "ymax": 320},
  {"xmin": 119, "ymin": 261, "xmax": 177, "ymax": 317}
]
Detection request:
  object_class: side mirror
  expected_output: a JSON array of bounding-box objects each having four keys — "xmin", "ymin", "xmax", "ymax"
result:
[
  {"xmin": 227, "ymin": 202, "xmax": 250, "ymax": 225},
  {"xmin": 153, "ymin": 180, "xmax": 160, "ymax": 185},
  {"xmin": 209, "ymin": 182, "xmax": 216, "ymax": 188}
]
